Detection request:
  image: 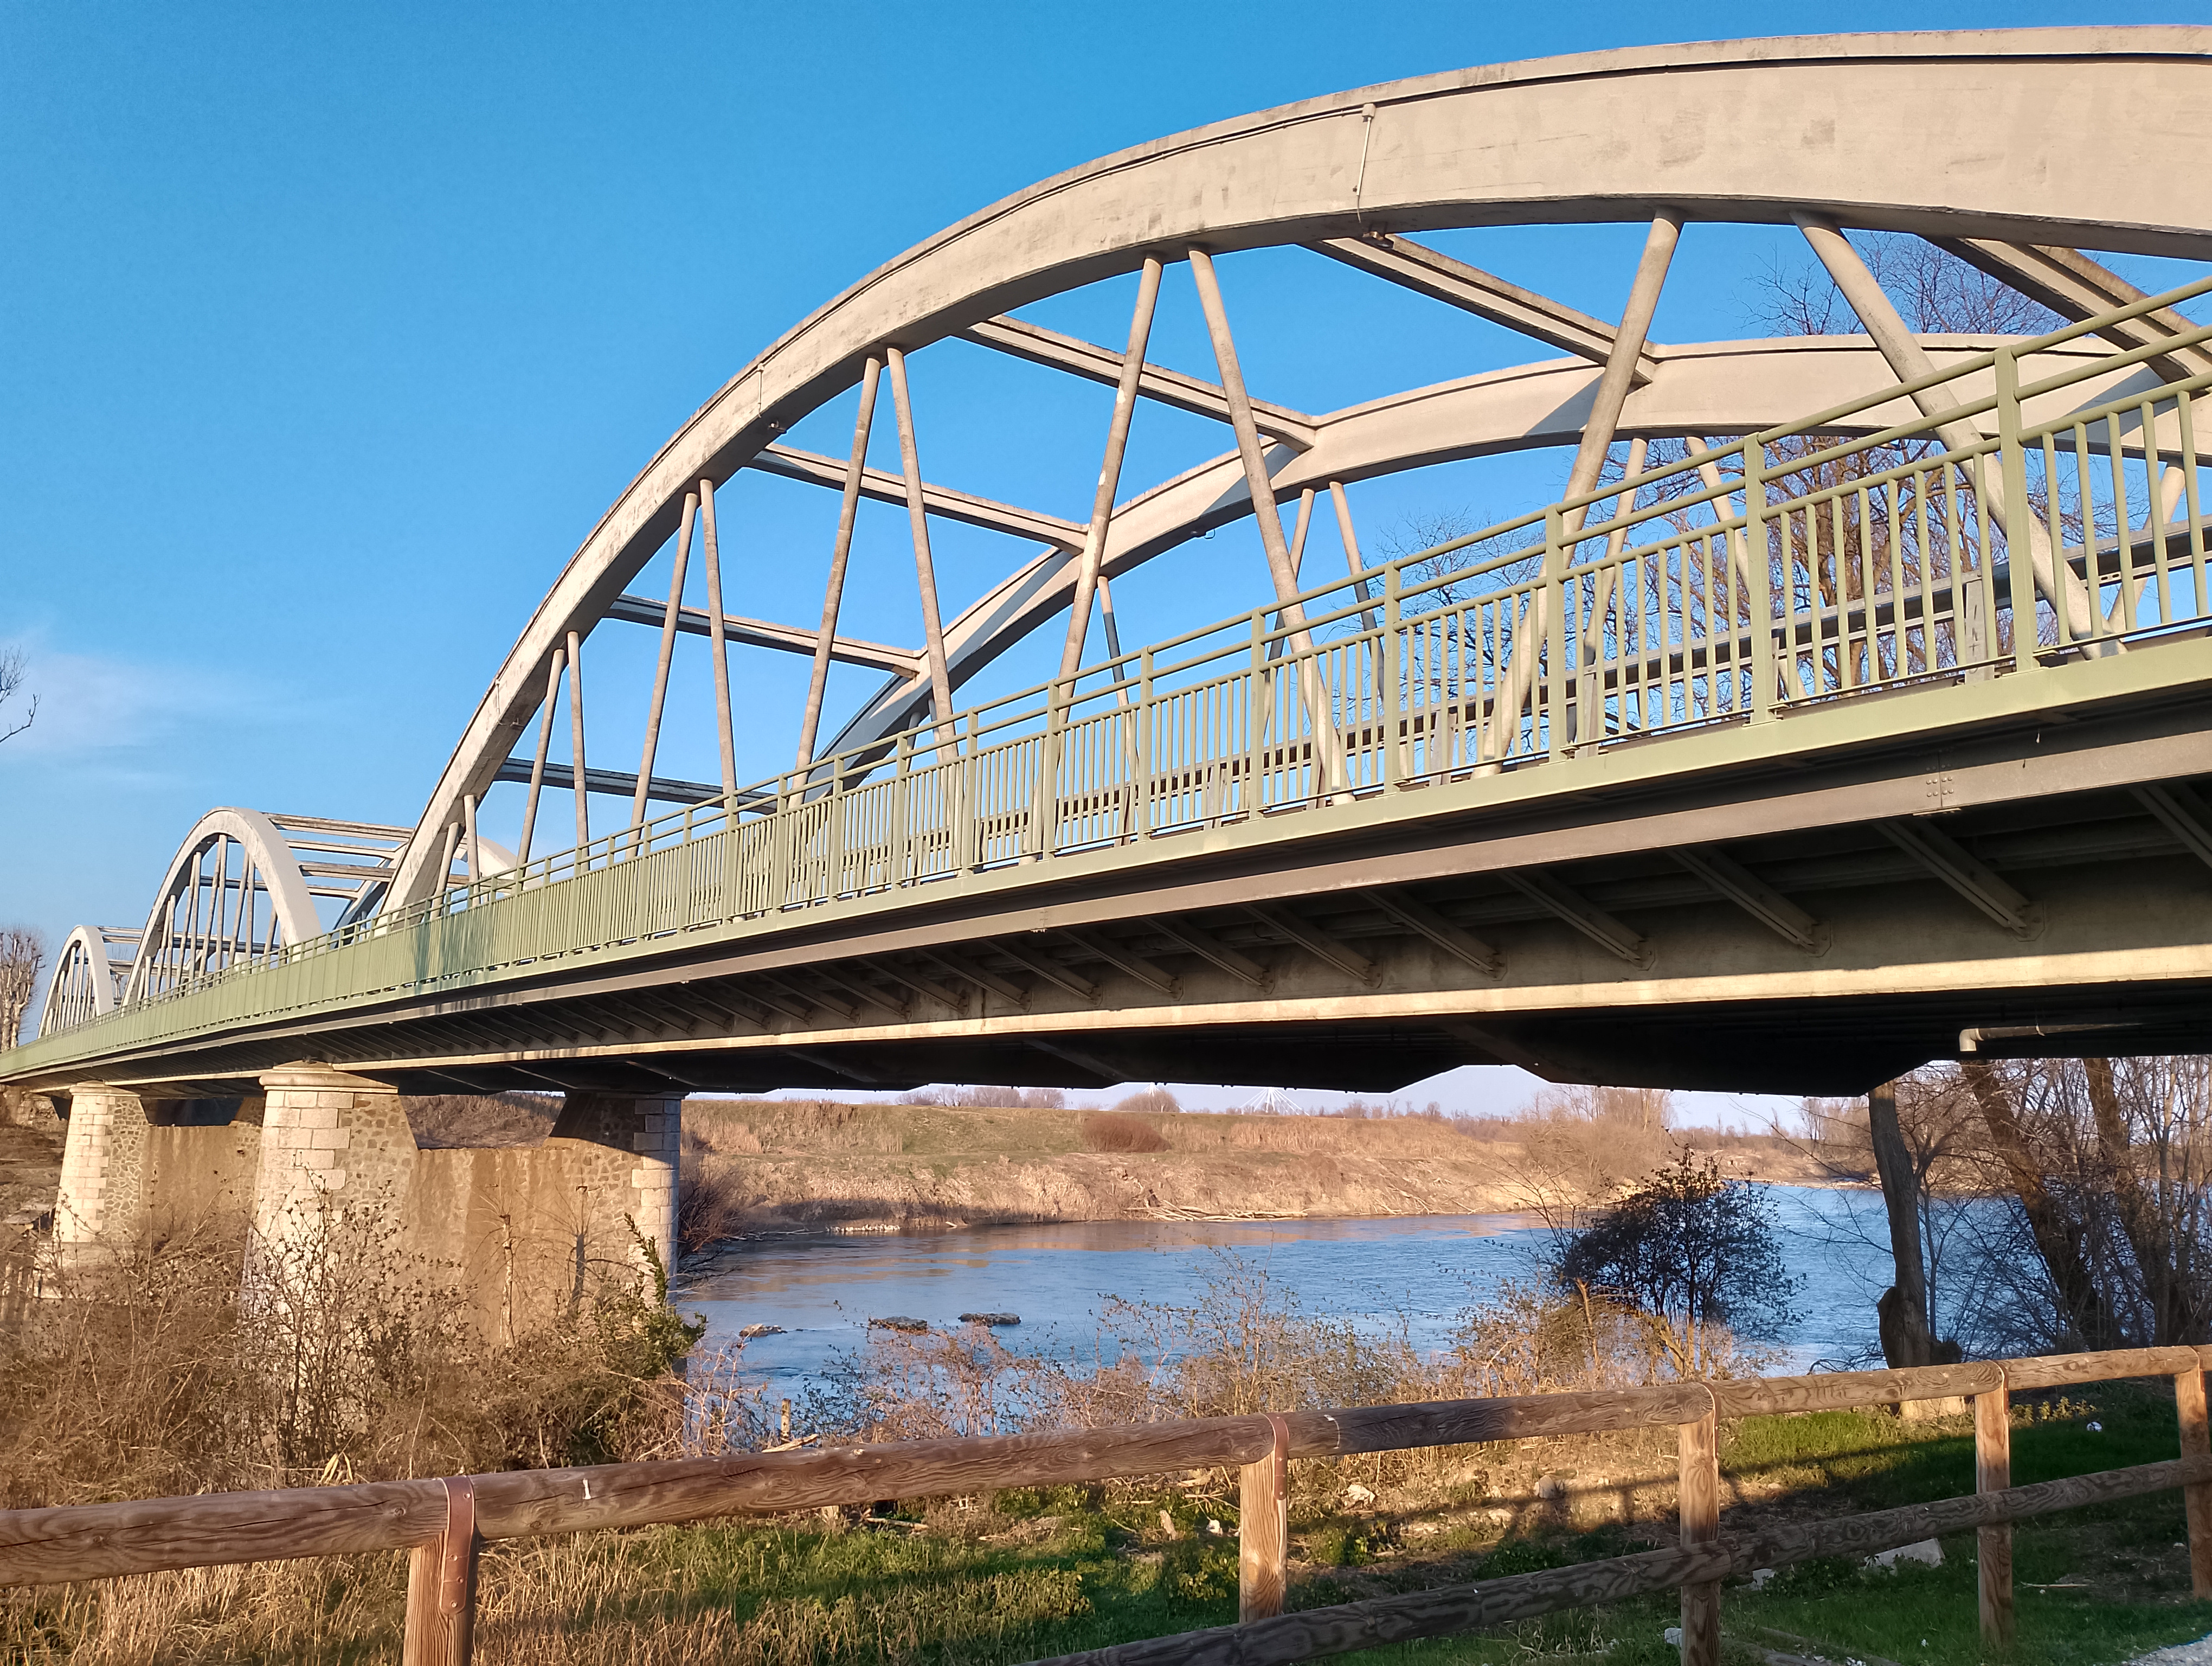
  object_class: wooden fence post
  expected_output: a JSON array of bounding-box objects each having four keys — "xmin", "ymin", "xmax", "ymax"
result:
[
  {"xmin": 403, "ymin": 1477, "xmax": 479, "ymax": 1666},
  {"xmin": 1239, "ymin": 1414, "xmax": 1290, "ymax": 1623},
  {"xmin": 1976, "ymin": 1383, "xmax": 2014, "ymax": 1649},
  {"xmin": 1678, "ymin": 1403, "xmax": 1720, "ymax": 1666},
  {"xmin": 2176, "ymin": 1365, "xmax": 2212, "ymax": 1598}
]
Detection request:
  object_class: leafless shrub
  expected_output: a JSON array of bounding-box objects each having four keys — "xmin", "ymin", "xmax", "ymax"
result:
[
  {"xmin": 0, "ymin": 1194, "xmax": 705, "ymax": 1508},
  {"xmin": 691, "ymin": 1098, "xmax": 903, "ymax": 1152},
  {"xmin": 1446, "ymin": 1278, "xmax": 1774, "ymax": 1399},
  {"xmin": 678, "ymin": 1156, "xmax": 753, "ymax": 1253},
  {"xmin": 1077, "ymin": 1113, "xmax": 1169, "ymax": 1154},
  {"xmin": 930, "ymin": 1085, "xmax": 1069, "ymax": 1109},
  {"xmin": 815, "ymin": 1322, "xmax": 1089, "ymax": 1443},
  {"xmin": 402, "ymin": 1092, "xmax": 558, "ymax": 1149},
  {"xmin": 1110, "ymin": 1085, "xmax": 1180, "ymax": 1116},
  {"xmin": 1501, "ymin": 1085, "xmax": 1679, "ymax": 1226},
  {"xmin": 0, "ymin": 1086, "xmax": 57, "ymax": 1127}
]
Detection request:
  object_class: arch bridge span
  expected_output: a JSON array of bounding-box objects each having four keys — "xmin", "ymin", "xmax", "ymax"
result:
[{"xmin": 9, "ymin": 28, "xmax": 2212, "ymax": 1100}]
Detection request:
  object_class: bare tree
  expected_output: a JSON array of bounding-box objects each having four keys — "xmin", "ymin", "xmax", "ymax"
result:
[
  {"xmin": 0, "ymin": 927, "xmax": 45, "ymax": 1047},
  {"xmin": 1815, "ymin": 1058, "xmax": 2212, "ymax": 1357},
  {"xmin": 0, "ymin": 649, "xmax": 35, "ymax": 744}
]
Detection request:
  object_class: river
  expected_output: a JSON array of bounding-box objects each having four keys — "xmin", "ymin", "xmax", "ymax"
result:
[{"xmin": 679, "ymin": 1184, "xmax": 1896, "ymax": 1395}]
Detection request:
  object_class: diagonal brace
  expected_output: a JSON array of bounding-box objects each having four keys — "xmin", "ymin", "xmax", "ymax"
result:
[
  {"xmin": 2134, "ymin": 784, "xmax": 2212, "ymax": 873},
  {"xmin": 1499, "ymin": 870, "xmax": 1652, "ymax": 967},
  {"xmin": 1244, "ymin": 901, "xmax": 1375, "ymax": 984},
  {"xmin": 1364, "ymin": 888, "xmax": 1503, "ymax": 980},
  {"xmin": 1309, "ymin": 234, "xmax": 1658, "ymax": 382},
  {"xmin": 1671, "ymin": 847, "xmax": 1828, "ymax": 955},
  {"xmin": 1060, "ymin": 926, "xmax": 1178, "ymax": 997},
  {"xmin": 922, "ymin": 946, "xmax": 1030, "ymax": 1008},
  {"xmin": 1150, "ymin": 917, "xmax": 1270, "ymax": 988},
  {"xmin": 995, "ymin": 938, "xmax": 1099, "ymax": 1003},
  {"xmin": 1879, "ymin": 820, "xmax": 2042, "ymax": 939}
]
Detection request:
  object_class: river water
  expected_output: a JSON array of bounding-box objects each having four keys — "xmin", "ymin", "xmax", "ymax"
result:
[{"xmin": 679, "ymin": 1184, "xmax": 1897, "ymax": 1395}]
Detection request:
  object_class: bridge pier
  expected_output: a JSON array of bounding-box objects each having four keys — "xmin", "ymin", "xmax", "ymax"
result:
[
  {"xmin": 51, "ymin": 1081, "xmax": 151, "ymax": 1268},
  {"xmin": 548, "ymin": 1092, "xmax": 682, "ymax": 1285},
  {"xmin": 249, "ymin": 1064, "xmax": 416, "ymax": 1279}
]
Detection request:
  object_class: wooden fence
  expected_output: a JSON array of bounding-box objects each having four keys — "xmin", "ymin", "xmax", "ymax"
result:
[{"xmin": 1, "ymin": 1345, "xmax": 2208, "ymax": 1666}]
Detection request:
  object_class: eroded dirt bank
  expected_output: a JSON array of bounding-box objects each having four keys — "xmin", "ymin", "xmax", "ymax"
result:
[{"xmin": 678, "ymin": 1100, "xmax": 1840, "ymax": 1241}]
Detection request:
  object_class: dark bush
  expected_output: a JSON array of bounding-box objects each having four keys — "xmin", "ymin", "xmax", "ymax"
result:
[{"xmin": 1078, "ymin": 1113, "xmax": 1169, "ymax": 1154}]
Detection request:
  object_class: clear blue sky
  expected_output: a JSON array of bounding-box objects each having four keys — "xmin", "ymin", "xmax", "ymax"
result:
[{"xmin": 2, "ymin": 0, "xmax": 2197, "ymax": 1115}]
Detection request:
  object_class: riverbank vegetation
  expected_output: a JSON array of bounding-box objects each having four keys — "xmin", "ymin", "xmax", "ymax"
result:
[
  {"xmin": 670, "ymin": 1088, "xmax": 1833, "ymax": 1251},
  {"xmin": 6, "ymin": 1070, "xmax": 2212, "ymax": 1663},
  {"xmin": 0, "ymin": 1203, "xmax": 704, "ymax": 1511},
  {"xmin": 9, "ymin": 1297, "xmax": 2208, "ymax": 1664},
  {"xmin": 1801, "ymin": 1058, "xmax": 2212, "ymax": 1363}
]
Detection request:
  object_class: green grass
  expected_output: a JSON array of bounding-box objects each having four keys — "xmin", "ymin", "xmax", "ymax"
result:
[
  {"xmin": 16, "ymin": 1385, "xmax": 2212, "ymax": 1664},
  {"xmin": 1315, "ymin": 1385, "xmax": 2212, "ymax": 1666}
]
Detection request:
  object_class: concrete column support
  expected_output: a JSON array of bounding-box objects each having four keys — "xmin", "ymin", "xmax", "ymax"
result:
[
  {"xmin": 250, "ymin": 1064, "xmax": 415, "ymax": 1277},
  {"xmin": 550, "ymin": 1092, "xmax": 683, "ymax": 1288},
  {"xmin": 52, "ymin": 1081, "xmax": 151, "ymax": 1267}
]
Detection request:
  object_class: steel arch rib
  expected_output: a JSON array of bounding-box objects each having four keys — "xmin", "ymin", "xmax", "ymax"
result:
[
  {"xmin": 123, "ymin": 809, "xmax": 323, "ymax": 1005},
  {"xmin": 390, "ymin": 27, "xmax": 2212, "ymax": 905}
]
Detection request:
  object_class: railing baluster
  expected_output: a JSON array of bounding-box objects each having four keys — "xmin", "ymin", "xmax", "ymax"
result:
[
  {"xmin": 1548, "ymin": 507, "xmax": 1566, "ymax": 761},
  {"xmin": 2149, "ymin": 401, "xmax": 2176, "ymax": 625},
  {"xmin": 2183, "ymin": 392, "xmax": 2209, "ymax": 619},
  {"xmin": 1996, "ymin": 348, "xmax": 2041, "ymax": 673},
  {"xmin": 1746, "ymin": 440, "xmax": 1773, "ymax": 717},
  {"xmin": 2110, "ymin": 409, "xmax": 2136, "ymax": 633}
]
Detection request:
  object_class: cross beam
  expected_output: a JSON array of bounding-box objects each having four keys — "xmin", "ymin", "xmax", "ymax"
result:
[
  {"xmin": 491, "ymin": 759, "xmax": 742, "ymax": 808},
  {"xmin": 604, "ymin": 593, "xmax": 921, "ymax": 678},
  {"xmin": 1934, "ymin": 239, "xmax": 2212, "ymax": 384},
  {"xmin": 962, "ymin": 315, "xmax": 1319, "ymax": 448},
  {"xmin": 1310, "ymin": 233, "xmax": 1659, "ymax": 383},
  {"xmin": 750, "ymin": 443, "xmax": 1086, "ymax": 549}
]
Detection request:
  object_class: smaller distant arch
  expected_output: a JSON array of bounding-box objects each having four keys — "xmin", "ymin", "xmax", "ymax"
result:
[
  {"xmin": 37, "ymin": 925, "xmax": 139, "ymax": 1037},
  {"xmin": 122, "ymin": 809, "xmax": 411, "ymax": 1005}
]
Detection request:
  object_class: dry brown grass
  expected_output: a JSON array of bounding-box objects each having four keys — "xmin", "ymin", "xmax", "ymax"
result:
[
  {"xmin": 0, "ymin": 1207, "xmax": 1784, "ymax": 1665},
  {"xmin": 0, "ymin": 1200, "xmax": 698, "ymax": 1510}
]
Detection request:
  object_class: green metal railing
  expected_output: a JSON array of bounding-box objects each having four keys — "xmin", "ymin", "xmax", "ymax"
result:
[{"xmin": 13, "ymin": 274, "xmax": 2212, "ymax": 1074}]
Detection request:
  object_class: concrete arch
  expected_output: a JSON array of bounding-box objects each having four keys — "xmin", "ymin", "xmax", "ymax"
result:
[
  {"xmin": 390, "ymin": 28, "xmax": 2212, "ymax": 905},
  {"xmin": 125, "ymin": 808, "xmax": 323, "ymax": 1005},
  {"xmin": 38, "ymin": 926, "xmax": 133, "ymax": 1037}
]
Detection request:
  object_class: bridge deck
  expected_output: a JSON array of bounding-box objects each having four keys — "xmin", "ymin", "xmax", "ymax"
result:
[{"xmin": 8, "ymin": 632, "xmax": 2210, "ymax": 1098}]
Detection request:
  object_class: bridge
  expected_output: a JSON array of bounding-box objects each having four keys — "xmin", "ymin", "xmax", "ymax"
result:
[{"xmin": 8, "ymin": 29, "xmax": 2212, "ymax": 1275}]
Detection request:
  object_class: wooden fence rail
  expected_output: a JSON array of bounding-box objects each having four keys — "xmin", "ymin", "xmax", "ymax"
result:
[{"xmin": 1, "ymin": 1346, "xmax": 2208, "ymax": 1666}]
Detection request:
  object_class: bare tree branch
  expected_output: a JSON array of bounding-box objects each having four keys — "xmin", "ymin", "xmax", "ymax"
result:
[
  {"xmin": 0, "ymin": 926, "xmax": 44, "ymax": 1048},
  {"xmin": 0, "ymin": 649, "xmax": 36, "ymax": 745}
]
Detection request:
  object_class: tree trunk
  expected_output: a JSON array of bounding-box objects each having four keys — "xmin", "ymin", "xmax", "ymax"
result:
[{"xmin": 1868, "ymin": 1080, "xmax": 1934, "ymax": 1366}]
